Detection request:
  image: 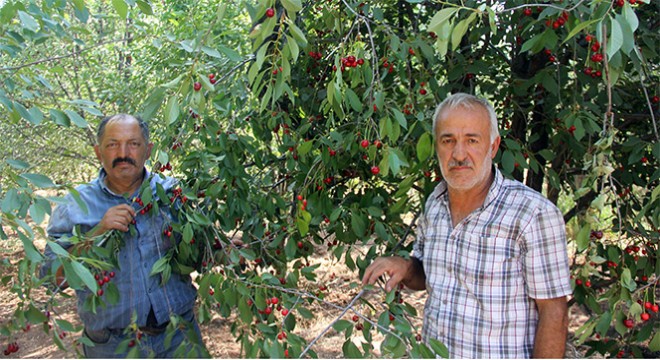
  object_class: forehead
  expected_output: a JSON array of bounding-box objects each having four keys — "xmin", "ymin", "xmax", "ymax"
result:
[
  {"xmin": 435, "ymin": 105, "xmax": 490, "ymax": 135},
  {"xmin": 101, "ymin": 118, "xmax": 144, "ymax": 141}
]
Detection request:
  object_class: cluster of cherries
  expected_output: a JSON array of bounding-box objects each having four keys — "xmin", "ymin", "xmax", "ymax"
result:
[
  {"xmin": 133, "ymin": 197, "xmax": 153, "ymax": 216},
  {"xmin": 3, "ymin": 343, "xmax": 19, "ymax": 356},
  {"xmin": 333, "ymin": 55, "xmax": 365, "ymax": 73},
  {"xmin": 94, "ymin": 270, "xmax": 115, "ymax": 297},
  {"xmin": 157, "ymin": 162, "xmax": 173, "ymax": 173}
]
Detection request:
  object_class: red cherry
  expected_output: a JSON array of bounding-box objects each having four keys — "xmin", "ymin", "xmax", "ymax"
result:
[
  {"xmin": 128, "ymin": 340, "xmax": 136, "ymax": 347},
  {"xmin": 644, "ymin": 302, "xmax": 652, "ymax": 310},
  {"xmin": 97, "ymin": 289, "xmax": 104, "ymax": 296},
  {"xmin": 193, "ymin": 82, "xmax": 202, "ymax": 91},
  {"xmin": 373, "ymin": 139, "xmax": 382, "ymax": 148},
  {"xmin": 352, "ymin": 315, "xmax": 359, "ymax": 322},
  {"xmin": 265, "ymin": 8, "xmax": 275, "ymax": 18},
  {"xmin": 575, "ymin": 279, "xmax": 583, "ymax": 286},
  {"xmin": 360, "ymin": 139, "xmax": 369, "ymax": 148},
  {"xmin": 357, "ymin": 58, "xmax": 364, "ymax": 65},
  {"xmin": 624, "ymin": 319, "xmax": 634, "ymax": 328},
  {"xmin": 371, "ymin": 166, "xmax": 380, "ymax": 175},
  {"xmin": 281, "ymin": 309, "xmax": 289, "ymax": 316},
  {"xmin": 103, "ymin": 276, "xmax": 110, "ymax": 283},
  {"xmin": 523, "ymin": 8, "xmax": 532, "ymax": 16},
  {"xmin": 297, "ymin": 241, "xmax": 303, "ymax": 249},
  {"xmin": 297, "ymin": 195, "xmax": 303, "ymax": 201},
  {"xmin": 652, "ymin": 304, "xmax": 659, "ymax": 313},
  {"xmin": 652, "ymin": 96, "xmax": 659, "ymax": 103},
  {"xmin": 641, "ymin": 313, "xmax": 650, "ymax": 321},
  {"xmin": 419, "ymin": 88, "xmax": 427, "ymax": 95},
  {"xmin": 284, "ymin": 349, "xmax": 289, "ymax": 358},
  {"xmin": 271, "ymin": 297, "xmax": 279, "ymax": 305},
  {"xmin": 265, "ymin": 307, "xmax": 273, "ymax": 315},
  {"xmin": 209, "ymin": 289, "xmax": 214, "ymax": 295}
]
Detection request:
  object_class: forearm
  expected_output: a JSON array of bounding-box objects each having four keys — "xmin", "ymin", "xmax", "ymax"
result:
[
  {"xmin": 533, "ymin": 297, "xmax": 568, "ymax": 358},
  {"xmin": 402, "ymin": 257, "xmax": 426, "ymax": 290}
]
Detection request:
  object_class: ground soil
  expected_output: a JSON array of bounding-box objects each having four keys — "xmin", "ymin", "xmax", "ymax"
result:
[{"xmin": 1, "ymin": 227, "xmax": 594, "ymax": 359}]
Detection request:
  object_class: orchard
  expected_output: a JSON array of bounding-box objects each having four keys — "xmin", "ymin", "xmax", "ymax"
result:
[{"xmin": 0, "ymin": 0, "xmax": 659, "ymax": 358}]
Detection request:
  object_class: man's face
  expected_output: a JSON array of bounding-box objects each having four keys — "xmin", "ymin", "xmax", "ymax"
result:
[
  {"xmin": 434, "ymin": 105, "xmax": 500, "ymax": 191},
  {"xmin": 94, "ymin": 117, "xmax": 152, "ymax": 189}
]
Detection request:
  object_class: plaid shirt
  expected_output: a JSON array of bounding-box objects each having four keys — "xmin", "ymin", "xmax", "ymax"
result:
[{"xmin": 412, "ymin": 167, "xmax": 571, "ymax": 358}]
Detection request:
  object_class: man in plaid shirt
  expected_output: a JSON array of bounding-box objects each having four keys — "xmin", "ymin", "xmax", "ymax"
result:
[{"xmin": 363, "ymin": 93, "xmax": 572, "ymax": 358}]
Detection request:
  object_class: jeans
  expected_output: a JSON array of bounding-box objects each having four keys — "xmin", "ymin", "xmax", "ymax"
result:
[{"xmin": 82, "ymin": 310, "xmax": 207, "ymax": 358}]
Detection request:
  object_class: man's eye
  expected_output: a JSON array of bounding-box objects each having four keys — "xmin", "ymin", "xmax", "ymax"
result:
[{"xmin": 107, "ymin": 143, "xmax": 118, "ymax": 148}]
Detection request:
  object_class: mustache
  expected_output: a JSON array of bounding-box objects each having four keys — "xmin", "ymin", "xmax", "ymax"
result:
[
  {"xmin": 112, "ymin": 157, "xmax": 136, "ymax": 167},
  {"xmin": 448, "ymin": 159, "xmax": 472, "ymax": 167}
]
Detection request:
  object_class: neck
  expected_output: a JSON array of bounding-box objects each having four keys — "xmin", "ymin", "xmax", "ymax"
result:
[
  {"xmin": 104, "ymin": 170, "xmax": 145, "ymax": 195},
  {"xmin": 447, "ymin": 170, "xmax": 494, "ymax": 225}
]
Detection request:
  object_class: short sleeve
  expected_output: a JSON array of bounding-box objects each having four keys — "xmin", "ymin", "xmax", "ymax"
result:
[
  {"xmin": 411, "ymin": 215, "xmax": 427, "ymax": 261},
  {"xmin": 522, "ymin": 204, "xmax": 572, "ymax": 299}
]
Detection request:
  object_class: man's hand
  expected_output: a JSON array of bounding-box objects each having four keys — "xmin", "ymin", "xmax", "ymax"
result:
[
  {"xmin": 362, "ymin": 256, "xmax": 426, "ymax": 292},
  {"xmin": 93, "ymin": 204, "xmax": 136, "ymax": 236}
]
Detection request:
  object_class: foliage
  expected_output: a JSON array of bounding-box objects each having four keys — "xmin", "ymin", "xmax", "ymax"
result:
[{"xmin": 1, "ymin": 0, "xmax": 659, "ymax": 358}]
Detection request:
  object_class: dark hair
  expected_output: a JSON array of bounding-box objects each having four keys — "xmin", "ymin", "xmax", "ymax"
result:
[{"xmin": 96, "ymin": 114, "xmax": 150, "ymax": 144}]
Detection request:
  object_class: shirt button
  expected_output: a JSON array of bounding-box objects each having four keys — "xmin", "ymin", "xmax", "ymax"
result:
[
  {"xmin": 443, "ymin": 300, "xmax": 448, "ymax": 304},
  {"xmin": 446, "ymin": 267, "xmax": 452, "ymax": 273}
]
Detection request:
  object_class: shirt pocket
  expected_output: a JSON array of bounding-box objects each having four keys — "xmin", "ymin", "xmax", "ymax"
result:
[{"xmin": 462, "ymin": 235, "xmax": 519, "ymax": 288}]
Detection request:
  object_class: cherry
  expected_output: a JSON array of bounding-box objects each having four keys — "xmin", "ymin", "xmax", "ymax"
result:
[
  {"xmin": 281, "ymin": 309, "xmax": 289, "ymax": 316},
  {"xmin": 419, "ymin": 89, "xmax": 427, "ymax": 95},
  {"xmin": 644, "ymin": 301, "xmax": 652, "ymax": 310},
  {"xmin": 193, "ymin": 82, "xmax": 202, "ymax": 91},
  {"xmin": 360, "ymin": 139, "xmax": 369, "ymax": 148},
  {"xmin": 371, "ymin": 166, "xmax": 380, "ymax": 175},
  {"xmin": 652, "ymin": 304, "xmax": 659, "ymax": 313},
  {"xmin": 128, "ymin": 340, "xmax": 136, "ymax": 347},
  {"xmin": 97, "ymin": 289, "xmax": 104, "ymax": 296},
  {"xmin": 265, "ymin": 8, "xmax": 275, "ymax": 18},
  {"xmin": 575, "ymin": 279, "xmax": 583, "ymax": 286},
  {"xmin": 373, "ymin": 139, "xmax": 382, "ymax": 149},
  {"xmin": 652, "ymin": 95, "xmax": 659, "ymax": 103},
  {"xmin": 355, "ymin": 323, "xmax": 364, "ymax": 330},
  {"xmin": 640, "ymin": 313, "xmax": 650, "ymax": 321},
  {"xmin": 523, "ymin": 8, "xmax": 532, "ymax": 16},
  {"xmin": 297, "ymin": 241, "xmax": 303, "ymax": 249},
  {"xmin": 209, "ymin": 288, "xmax": 214, "ymax": 296},
  {"xmin": 623, "ymin": 319, "xmax": 634, "ymax": 328},
  {"xmin": 352, "ymin": 315, "xmax": 359, "ymax": 322},
  {"xmin": 271, "ymin": 297, "xmax": 279, "ymax": 305},
  {"xmin": 264, "ymin": 307, "xmax": 273, "ymax": 315}
]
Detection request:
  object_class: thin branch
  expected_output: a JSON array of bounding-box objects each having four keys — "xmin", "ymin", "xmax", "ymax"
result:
[{"xmin": 0, "ymin": 38, "xmax": 131, "ymax": 72}]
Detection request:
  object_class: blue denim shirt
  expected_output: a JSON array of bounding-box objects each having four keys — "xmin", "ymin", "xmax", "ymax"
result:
[{"xmin": 43, "ymin": 169, "xmax": 197, "ymax": 331}]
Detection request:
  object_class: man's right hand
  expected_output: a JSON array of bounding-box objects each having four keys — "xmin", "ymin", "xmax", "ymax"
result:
[
  {"xmin": 94, "ymin": 204, "xmax": 136, "ymax": 236},
  {"xmin": 362, "ymin": 256, "xmax": 426, "ymax": 292}
]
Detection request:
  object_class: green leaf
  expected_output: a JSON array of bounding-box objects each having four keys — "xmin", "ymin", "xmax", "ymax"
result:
[
  {"xmin": 298, "ymin": 139, "xmax": 313, "ymax": 155},
  {"xmin": 20, "ymin": 173, "xmax": 55, "ymax": 188},
  {"xmin": 112, "ymin": 0, "xmax": 128, "ymax": 19},
  {"xmin": 451, "ymin": 13, "xmax": 476, "ymax": 51},
  {"xmin": 607, "ymin": 16, "xmax": 623, "ymax": 60},
  {"xmin": 71, "ymin": 261, "xmax": 98, "ymax": 292},
  {"xmin": 342, "ymin": 340, "xmax": 363, "ymax": 358},
  {"xmin": 26, "ymin": 304, "xmax": 48, "ymax": 324},
  {"xmin": 595, "ymin": 311, "xmax": 612, "ymax": 336},
  {"xmin": 350, "ymin": 211, "xmax": 366, "ymax": 237},
  {"xmin": 428, "ymin": 8, "xmax": 459, "ymax": 34},
  {"xmin": 649, "ymin": 331, "xmax": 660, "ymax": 352},
  {"xmin": 561, "ymin": 19, "xmax": 600, "ymax": 46},
  {"xmin": 345, "ymin": 88, "xmax": 363, "ymax": 112},
  {"xmin": 576, "ymin": 224, "xmax": 592, "ymax": 252},
  {"xmin": 296, "ymin": 210, "xmax": 311, "ymax": 236},
  {"xmin": 416, "ymin": 132, "xmax": 433, "ymax": 162},
  {"xmin": 281, "ymin": 0, "xmax": 302, "ymax": 14},
  {"xmin": 165, "ymin": 95, "xmax": 180, "ymax": 125},
  {"xmin": 64, "ymin": 110, "xmax": 88, "ymax": 128},
  {"xmin": 136, "ymin": 0, "xmax": 153, "ymax": 15},
  {"xmin": 6, "ymin": 159, "xmax": 30, "ymax": 170},
  {"xmin": 150, "ymin": 257, "xmax": 169, "ymax": 276},
  {"xmin": 140, "ymin": 87, "xmax": 166, "ymax": 121},
  {"xmin": 18, "ymin": 11, "xmax": 40, "ymax": 32},
  {"xmin": 428, "ymin": 339, "xmax": 449, "ymax": 358}
]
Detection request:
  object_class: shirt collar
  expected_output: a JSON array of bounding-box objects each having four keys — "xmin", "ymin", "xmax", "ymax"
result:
[{"xmin": 97, "ymin": 167, "xmax": 150, "ymax": 198}]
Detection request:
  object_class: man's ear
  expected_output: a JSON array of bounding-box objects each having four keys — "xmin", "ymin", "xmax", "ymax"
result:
[
  {"xmin": 146, "ymin": 142, "xmax": 154, "ymax": 158},
  {"xmin": 94, "ymin": 145, "xmax": 102, "ymax": 162},
  {"xmin": 491, "ymin": 136, "xmax": 501, "ymax": 159}
]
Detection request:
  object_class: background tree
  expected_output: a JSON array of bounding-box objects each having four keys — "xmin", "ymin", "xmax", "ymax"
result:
[{"xmin": 0, "ymin": 0, "xmax": 658, "ymax": 358}]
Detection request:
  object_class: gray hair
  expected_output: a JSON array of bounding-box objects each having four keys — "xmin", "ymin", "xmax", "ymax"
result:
[
  {"xmin": 432, "ymin": 93, "xmax": 499, "ymax": 142},
  {"xmin": 96, "ymin": 114, "xmax": 150, "ymax": 144}
]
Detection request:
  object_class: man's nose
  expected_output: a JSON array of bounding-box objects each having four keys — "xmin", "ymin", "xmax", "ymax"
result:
[
  {"xmin": 119, "ymin": 143, "xmax": 130, "ymax": 157},
  {"xmin": 452, "ymin": 141, "xmax": 467, "ymax": 160}
]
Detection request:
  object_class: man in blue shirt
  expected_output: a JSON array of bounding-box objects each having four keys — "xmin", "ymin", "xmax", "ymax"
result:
[{"xmin": 42, "ymin": 114, "xmax": 206, "ymax": 358}]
